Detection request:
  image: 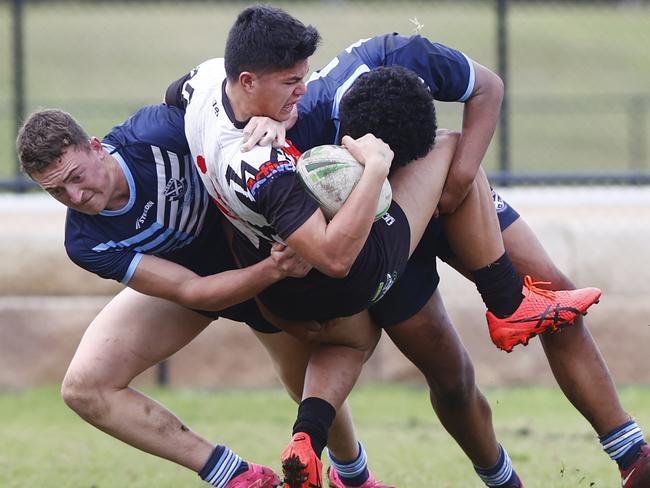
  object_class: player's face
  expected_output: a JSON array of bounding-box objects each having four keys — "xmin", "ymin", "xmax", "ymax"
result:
[
  {"xmin": 33, "ymin": 139, "xmax": 115, "ymax": 215},
  {"xmin": 250, "ymin": 59, "xmax": 309, "ymax": 121}
]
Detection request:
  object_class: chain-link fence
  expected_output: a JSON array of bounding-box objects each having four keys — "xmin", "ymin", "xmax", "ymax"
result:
[{"xmin": 2, "ymin": 0, "xmax": 650, "ymax": 188}]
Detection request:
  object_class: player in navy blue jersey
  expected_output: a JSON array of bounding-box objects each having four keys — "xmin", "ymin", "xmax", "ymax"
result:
[
  {"xmin": 291, "ymin": 32, "xmax": 501, "ymax": 217},
  {"xmin": 16, "ymin": 105, "xmax": 313, "ymax": 488},
  {"xmin": 290, "ymin": 34, "xmax": 650, "ymax": 488}
]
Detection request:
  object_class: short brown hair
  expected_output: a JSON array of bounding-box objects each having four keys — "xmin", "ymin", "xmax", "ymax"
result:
[{"xmin": 16, "ymin": 108, "xmax": 90, "ymax": 176}]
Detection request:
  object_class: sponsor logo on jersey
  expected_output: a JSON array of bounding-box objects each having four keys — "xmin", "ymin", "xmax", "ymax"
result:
[
  {"xmin": 243, "ymin": 142, "xmax": 301, "ymax": 196},
  {"xmin": 211, "ymin": 99, "xmax": 220, "ymax": 117},
  {"xmin": 247, "ymin": 160, "xmax": 295, "ymax": 195},
  {"xmin": 492, "ymin": 189, "xmax": 507, "ymax": 213},
  {"xmin": 381, "ymin": 212, "xmax": 395, "ymax": 226},
  {"xmin": 163, "ymin": 177, "xmax": 187, "ymax": 202},
  {"xmin": 135, "ymin": 200, "xmax": 155, "ymax": 229},
  {"xmin": 370, "ymin": 270, "xmax": 398, "ymax": 303}
]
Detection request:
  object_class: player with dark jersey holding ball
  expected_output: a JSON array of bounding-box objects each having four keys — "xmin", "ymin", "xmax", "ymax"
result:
[{"xmin": 166, "ymin": 6, "xmax": 614, "ymax": 488}]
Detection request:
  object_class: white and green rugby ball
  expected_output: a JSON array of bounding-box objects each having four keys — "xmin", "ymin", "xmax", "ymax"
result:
[{"xmin": 296, "ymin": 144, "xmax": 392, "ymax": 221}]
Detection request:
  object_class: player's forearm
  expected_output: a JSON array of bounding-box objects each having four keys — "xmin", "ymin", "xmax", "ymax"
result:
[
  {"xmin": 130, "ymin": 254, "xmax": 282, "ymax": 311},
  {"xmin": 180, "ymin": 258, "xmax": 283, "ymax": 310},
  {"xmin": 302, "ymin": 165, "xmax": 387, "ymax": 278},
  {"xmin": 446, "ymin": 66, "xmax": 503, "ymax": 200},
  {"xmin": 323, "ymin": 169, "xmax": 386, "ymax": 273}
]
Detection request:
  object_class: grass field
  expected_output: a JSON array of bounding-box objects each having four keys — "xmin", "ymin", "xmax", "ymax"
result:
[
  {"xmin": 1, "ymin": 1, "xmax": 649, "ymax": 179},
  {"xmin": 1, "ymin": 384, "xmax": 649, "ymax": 487}
]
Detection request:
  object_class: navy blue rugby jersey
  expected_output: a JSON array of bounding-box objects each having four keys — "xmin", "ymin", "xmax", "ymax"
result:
[
  {"xmin": 290, "ymin": 33, "xmax": 474, "ymax": 150},
  {"xmin": 65, "ymin": 104, "xmax": 231, "ymax": 285}
]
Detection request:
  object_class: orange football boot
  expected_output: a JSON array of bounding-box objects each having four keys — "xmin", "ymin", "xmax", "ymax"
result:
[
  {"xmin": 282, "ymin": 432, "xmax": 323, "ymax": 488},
  {"xmin": 487, "ymin": 275, "xmax": 601, "ymax": 352}
]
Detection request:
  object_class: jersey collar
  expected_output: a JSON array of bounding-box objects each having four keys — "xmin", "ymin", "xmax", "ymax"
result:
[
  {"xmin": 222, "ymin": 79, "xmax": 248, "ymax": 130},
  {"xmin": 99, "ymin": 143, "xmax": 136, "ymax": 216}
]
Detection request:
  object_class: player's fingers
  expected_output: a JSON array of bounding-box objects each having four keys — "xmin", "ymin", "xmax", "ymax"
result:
[
  {"xmin": 241, "ymin": 127, "xmax": 267, "ymax": 152},
  {"xmin": 271, "ymin": 242, "xmax": 287, "ymax": 252},
  {"xmin": 258, "ymin": 131, "xmax": 276, "ymax": 147},
  {"xmin": 272, "ymin": 130, "xmax": 286, "ymax": 149}
]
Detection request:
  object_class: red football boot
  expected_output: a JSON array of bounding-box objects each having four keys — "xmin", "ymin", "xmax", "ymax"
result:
[
  {"xmin": 282, "ymin": 432, "xmax": 323, "ymax": 488},
  {"xmin": 621, "ymin": 444, "xmax": 650, "ymax": 488},
  {"xmin": 226, "ymin": 463, "xmax": 281, "ymax": 488},
  {"xmin": 487, "ymin": 275, "xmax": 601, "ymax": 352}
]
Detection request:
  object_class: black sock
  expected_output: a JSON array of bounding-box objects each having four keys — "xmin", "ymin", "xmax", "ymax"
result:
[
  {"xmin": 471, "ymin": 252, "xmax": 523, "ymax": 318},
  {"xmin": 292, "ymin": 397, "xmax": 336, "ymax": 458}
]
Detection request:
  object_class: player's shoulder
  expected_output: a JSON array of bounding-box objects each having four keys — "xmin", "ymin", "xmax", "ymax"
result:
[
  {"xmin": 106, "ymin": 104, "xmax": 189, "ymax": 155},
  {"xmin": 188, "ymin": 58, "xmax": 225, "ymax": 92}
]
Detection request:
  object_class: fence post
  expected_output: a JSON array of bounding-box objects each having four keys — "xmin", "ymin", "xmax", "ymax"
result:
[
  {"xmin": 627, "ymin": 95, "xmax": 648, "ymax": 171},
  {"xmin": 496, "ymin": 0, "xmax": 510, "ymax": 180},
  {"xmin": 12, "ymin": 0, "xmax": 25, "ymax": 182}
]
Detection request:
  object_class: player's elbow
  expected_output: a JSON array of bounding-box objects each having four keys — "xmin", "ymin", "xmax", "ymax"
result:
[
  {"xmin": 176, "ymin": 281, "xmax": 224, "ymax": 312},
  {"xmin": 327, "ymin": 261, "xmax": 352, "ymax": 278},
  {"xmin": 318, "ymin": 257, "xmax": 353, "ymax": 278}
]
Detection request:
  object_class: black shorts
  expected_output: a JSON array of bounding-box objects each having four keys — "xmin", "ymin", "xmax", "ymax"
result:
[
  {"xmin": 370, "ymin": 190, "xmax": 521, "ymax": 328},
  {"xmin": 239, "ymin": 201, "xmax": 411, "ymax": 322}
]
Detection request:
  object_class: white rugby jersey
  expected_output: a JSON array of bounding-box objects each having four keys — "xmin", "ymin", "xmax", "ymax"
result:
[{"xmin": 182, "ymin": 58, "xmax": 306, "ymax": 249}]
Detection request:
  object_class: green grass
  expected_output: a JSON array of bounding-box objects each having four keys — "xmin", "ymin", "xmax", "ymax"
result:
[
  {"xmin": 1, "ymin": 384, "xmax": 649, "ymax": 487},
  {"xmin": 1, "ymin": 2, "xmax": 649, "ymax": 178}
]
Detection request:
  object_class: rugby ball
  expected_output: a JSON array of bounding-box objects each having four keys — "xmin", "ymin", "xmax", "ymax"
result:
[{"xmin": 296, "ymin": 144, "xmax": 392, "ymax": 221}]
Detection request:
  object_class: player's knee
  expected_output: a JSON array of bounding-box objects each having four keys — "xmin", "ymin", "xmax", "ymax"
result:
[
  {"xmin": 429, "ymin": 356, "xmax": 476, "ymax": 410},
  {"xmin": 61, "ymin": 372, "xmax": 110, "ymax": 423}
]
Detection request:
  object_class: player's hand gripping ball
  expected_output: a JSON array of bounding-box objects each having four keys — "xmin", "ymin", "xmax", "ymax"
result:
[{"xmin": 296, "ymin": 144, "xmax": 392, "ymax": 221}]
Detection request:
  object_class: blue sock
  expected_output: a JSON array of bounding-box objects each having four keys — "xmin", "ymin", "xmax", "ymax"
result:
[
  {"xmin": 198, "ymin": 445, "xmax": 247, "ymax": 487},
  {"xmin": 600, "ymin": 420, "xmax": 647, "ymax": 470},
  {"xmin": 327, "ymin": 441, "xmax": 370, "ymax": 486},
  {"xmin": 474, "ymin": 445, "xmax": 521, "ymax": 487}
]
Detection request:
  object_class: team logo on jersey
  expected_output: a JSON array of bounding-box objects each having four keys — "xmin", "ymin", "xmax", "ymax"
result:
[
  {"xmin": 163, "ymin": 177, "xmax": 187, "ymax": 202},
  {"xmin": 135, "ymin": 200, "xmax": 155, "ymax": 229}
]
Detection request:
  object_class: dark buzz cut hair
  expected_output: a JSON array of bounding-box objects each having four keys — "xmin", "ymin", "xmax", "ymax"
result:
[
  {"xmin": 339, "ymin": 66, "xmax": 438, "ymax": 169},
  {"xmin": 224, "ymin": 4, "xmax": 321, "ymax": 80},
  {"xmin": 16, "ymin": 108, "xmax": 90, "ymax": 177}
]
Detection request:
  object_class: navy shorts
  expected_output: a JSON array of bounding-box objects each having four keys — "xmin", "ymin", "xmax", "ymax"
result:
[
  {"xmin": 242, "ymin": 201, "xmax": 411, "ymax": 322},
  {"xmin": 193, "ymin": 299, "xmax": 280, "ymax": 333},
  {"xmin": 370, "ymin": 190, "xmax": 521, "ymax": 328}
]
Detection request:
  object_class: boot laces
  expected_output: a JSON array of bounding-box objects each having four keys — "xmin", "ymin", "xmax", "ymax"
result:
[{"xmin": 523, "ymin": 275, "xmax": 556, "ymax": 300}]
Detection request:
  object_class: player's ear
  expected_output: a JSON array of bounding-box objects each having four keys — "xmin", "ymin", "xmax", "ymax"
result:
[
  {"xmin": 239, "ymin": 71, "xmax": 255, "ymax": 92},
  {"xmin": 89, "ymin": 137, "xmax": 103, "ymax": 156}
]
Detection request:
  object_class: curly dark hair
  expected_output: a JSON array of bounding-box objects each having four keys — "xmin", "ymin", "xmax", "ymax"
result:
[
  {"xmin": 339, "ymin": 66, "xmax": 437, "ymax": 168},
  {"xmin": 16, "ymin": 108, "xmax": 90, "ymax": 177},
  {"xmin": 225, "ymin": 5, "xmax": 321, "ymax": 80}
]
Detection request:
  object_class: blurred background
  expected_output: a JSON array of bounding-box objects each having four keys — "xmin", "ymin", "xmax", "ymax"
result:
[
  {"xmin": 2, "ymin": 0, "xmax": 650, "ymax": 186},
  {"xmin": 1, "ymin": 0, "xmax": 649, "ymax": 386}
]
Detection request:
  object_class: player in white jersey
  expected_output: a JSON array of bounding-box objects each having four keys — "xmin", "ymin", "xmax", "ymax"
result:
[{"xmin": 178, "ymin": 6, "xmax": 602, "ymax": 488}]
